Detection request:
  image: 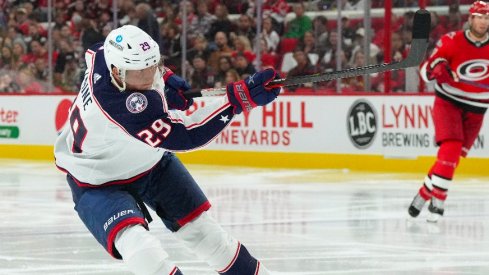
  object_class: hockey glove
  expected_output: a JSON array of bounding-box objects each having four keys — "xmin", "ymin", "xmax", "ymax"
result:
[
  {"xmin": 428, "ymin": 59, "xmax": 459, "ymax": 84},
  {"xmin": 163, "ymin": 67, "xmax": 194, "ymax": 111},
  {"xmin": 226, "ymin": 68, "xmax": 282, "ymax": 114}
]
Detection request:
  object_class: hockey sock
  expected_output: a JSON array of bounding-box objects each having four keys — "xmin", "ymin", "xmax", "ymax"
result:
[
  {"xmin": 432, "ymin": 140, "xmax": 462, "ymax": 180},
  {"xmin": 115, "ymin": 224, "xmax": 181, "ymax": 275},
  {"xmin": 418, "ymin": 175, "xmax": 433, "ymax": 200},
  {"xmin": 175, "ymin": 212, "xmax": 266, "ymax": 274}
]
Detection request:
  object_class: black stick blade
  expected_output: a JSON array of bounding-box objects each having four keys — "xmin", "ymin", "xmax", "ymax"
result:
[{"xmin": 412, "ymin": 9, "xmax": 431, "ymax": 40}]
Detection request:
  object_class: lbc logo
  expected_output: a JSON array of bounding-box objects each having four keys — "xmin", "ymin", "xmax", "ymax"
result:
[{"xmin": 347, "ymin": 100, "xmax": 377, "ymax": 149}]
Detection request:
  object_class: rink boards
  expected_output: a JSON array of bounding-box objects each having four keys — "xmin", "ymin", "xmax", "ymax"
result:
[{"xmin": 1, "ymin": 94, "xmax": 488, "ymax": 175}]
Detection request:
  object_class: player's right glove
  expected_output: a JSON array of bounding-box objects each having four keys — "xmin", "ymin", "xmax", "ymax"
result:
[
  {"xmin": 428, "ymin": 59, "xmax": 459, "ymax": 84},
  {"xmin": 226, "ymin": 68, "xmax": 282, "ymax": 114}
]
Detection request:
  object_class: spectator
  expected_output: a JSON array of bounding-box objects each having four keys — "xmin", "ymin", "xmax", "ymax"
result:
[
  {"xmin": 224, "ymin": 68, "xmax": 241, "ymax": 85},
  {"xmin": 256, "ymin": 38, "xmax": 279, "ymax": 69},
  {"xmin": 12, "ymin": 38, "xmax": 27, "ymax": 70},
  {"xmin": 33, "ymin": 58, "xmax": 48, "ymax": 81},
  {"xmin": 320, "ymin": 30, "xmax": 350, "ymax": 72},
  {"xmin": 178, "ymin": 1, "xmax": 199, "ymax": 42},
  {"xmin": 214, "ymin": 56, "xmax": 233, "ymax": 88},
  {"xmin": 233, "ymin": 52, "xmax": 256, "ymax": 79},
  {"xmin": 60, "ymin": 53, "xmax": 81, "ymax": 92},
  {"xmin": 312, "ymin": 15, "xmax": 329, "ymax": 53},
  {"xmin": 0, "ymin": 72, "xmax": 21, "ymax": 93},
  {"xmin": 207, "ymin": 4, "xmax": 235, "ymax": 41},
  {"xmin": 187, "ymin": 35, "xmax": 211, "ymax": 63},
  {"xmin": 287, "ymin": 48, "xmax": 317, "ymax": 89},
  {"xmin": 263, "ymin": 0, "xmax": 290, "ymax": 35},
  {"xmin": 284, "ymin": 3, "xmax": 312, "ymax": 39},
  {"xmin": 235, "ymin": 14, "xmax": 256, "ymax": 44},
  {"xmin": 262, "ymin": 16, "xmax": 280, "ymax": 52},
  {"xmin": 300, "ymin": 30, "xmax": 323, "ymax": 57},
  {"xmin": 1, "ymin": 45, "xmax": 14, "ymax": 70},
  {"xmin": 189, "ymin": 55, "xmax": 215, "ymax": 89},
  {"xmin": 231, "ymin": 35, "xmax": 255, "ymax": 64},
  {"xmin": 80, "ymin": 19, "xmax": 105, "ymax": 52},
  {"xmin": 208, "ymin": 31, "xmax": 233, "ymax": 71},
  {"xmin": 24, "ymin": 39, "xmax": 49, "ymax": 65},
  {"xmin": 136, "ymin": 3, "xmax": 162, "ymax": 52},
  {"xmin": 161, "ymin": 23, "xmax": 182, "ymax": 73},
  {"xmin": 195, "ymin": 0, "xmax": 216, "ymax": 39},
  {"xmin": 447, "ymin": 3, "xmax": 463, "ymax": 32}
]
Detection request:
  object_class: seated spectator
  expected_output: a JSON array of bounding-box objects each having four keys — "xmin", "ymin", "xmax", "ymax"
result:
[
  {"xmin": 235, "ymin": 14, "xmax": 256, "ymax": 44},
  {"xmin": 214, "ymin": 56, "xmax": 233, "ymax": 88},
  {"xmin": 224, "ymin": 69, "xmax": 241, "ymax": 85},
  {"xmin": 263, "ymin": 0, "xmax": 290, "ymax": 35},
  {"xmin": 1, "ymin": 45, "xmax": 14, "ymax": 70},
  {"xmin": 80, "ymin": 18, "xmax": 105, "ymax": 52},
  {"xmin": 187, "ymin": 35, "xmax": 211, "ymax": 63},
  {"xmin": 0, "ymin": 72, "xmax": 21, "ymax": 93},
  {"xmin": 256, "ymin": 38, "xmax": 279, "ymax": 69},
  {"xmin": 136, "ymin": 3, "xmax": 161, "ymax": 51},
  {"xmin": 231, "ymin": 35, "xmax": 255, "ymax": 64},
  {"xmin": 207, "ymin": 4, "xmax": 235, "ymax": 41},
  {"xmin": 161, "ymin": 23, "xmax": 182, "ymax": 74},
  {"xmin": 284, "ymin": 3, "xmax": 312, "ymax": 39},
  {"xmin": 208, "ymin": 31, "xmax": 233, "ymax": 71},
  {"xmin": 233, "ymin": 52, "xmax": 256, "ymax": 79},
  {"xmin": 262, "ymin": 16, "xmax": 280, "ymax": 52},
  {"xmin": 12, "ymin": 39, "xmax": 27, "ymax": 70},
  {"xmin": 195, "ymin": 0, "xmax": 216, "ymax": 39},
  {"xmin": 287, "ymin": 48, "xmax": 318, "ymax": 89},
  {"xmin": 189, "ymin": 55, "xmax": 215, "ymax": 90},
  {"xmin": 312, "ymin": 15, "xmax": 329, "ymax": 53},
  {"xmin": 60, "ymin": 53, "xmax": 82, "ymax": 92}
]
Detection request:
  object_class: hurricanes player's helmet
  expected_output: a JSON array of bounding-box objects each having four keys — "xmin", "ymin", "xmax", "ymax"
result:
[
  {"xmin": 103, "ymin": 25, "xmax": 160, "ymax": 91},
  {"xmin": 469, "ymin": 1, "xmax": 489, "ymax": 16}
]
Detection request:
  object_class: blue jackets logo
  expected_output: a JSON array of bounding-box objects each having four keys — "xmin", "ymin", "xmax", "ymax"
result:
[{"xmin": 126, "ymin": 92, "xmax": 148, "ymax": 114}]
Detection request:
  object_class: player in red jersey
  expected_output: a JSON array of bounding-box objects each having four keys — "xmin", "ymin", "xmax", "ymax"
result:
[{"xmin": 408, "ymin": 1, "xmax": 489, "ymax": 222}]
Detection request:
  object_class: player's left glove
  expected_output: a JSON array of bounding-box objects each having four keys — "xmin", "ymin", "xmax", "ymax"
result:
[
  {"xmin": 163, "ymin": 67, "xmax": 194, "ymax": 111},
  {"xmin": 226, "ymin": 68, "xmax": 282, "ymax": 114}
]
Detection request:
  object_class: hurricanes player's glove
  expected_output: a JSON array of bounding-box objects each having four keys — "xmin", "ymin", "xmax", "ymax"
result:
[
  {"xmin": 428, "ymin": 59, "xmax": 459, "ymax": 84},
  {"xmin": 226, "ymin": 68, "xmax": 282, "ymax": 114},
  {"xmin": 163, "ymin": 67, "xmax": 194, "ymax": 111}
]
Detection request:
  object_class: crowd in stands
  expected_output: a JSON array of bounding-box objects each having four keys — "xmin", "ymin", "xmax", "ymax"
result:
[{"xmin": 0, "ymin": 0, "xmax": 474, "ymax": 93}]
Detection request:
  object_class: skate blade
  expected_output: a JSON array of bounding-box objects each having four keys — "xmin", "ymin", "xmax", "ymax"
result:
[{"xmin": 426, "ymin": 213, "xmax": 442, "ymax": 223}]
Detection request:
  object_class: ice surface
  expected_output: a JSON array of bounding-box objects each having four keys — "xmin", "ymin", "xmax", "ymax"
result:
[{"xmin": 1, "ymin": 160, "xmax": 489, "ymax": 274}]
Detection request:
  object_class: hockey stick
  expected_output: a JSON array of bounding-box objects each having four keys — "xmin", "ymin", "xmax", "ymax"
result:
[{"xmin": 184, "ymin": 9, "xmax": 430, "ymax": 98}]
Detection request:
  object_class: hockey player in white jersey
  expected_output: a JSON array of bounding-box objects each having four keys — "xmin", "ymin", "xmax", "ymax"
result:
[{"xmin": 54, "ymin": 25, "xmax": 281, "ymax": 275}]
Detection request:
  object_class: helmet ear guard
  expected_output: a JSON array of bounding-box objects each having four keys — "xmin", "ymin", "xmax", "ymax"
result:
[{"xmin": 103, "ymin": 25, "xmax": 160, "ymax": 92}]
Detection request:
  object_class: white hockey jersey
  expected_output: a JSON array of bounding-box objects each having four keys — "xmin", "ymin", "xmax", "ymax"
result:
[{"xmin": 55, "ymin": 44, "xmax": 234, "ymax": 185}]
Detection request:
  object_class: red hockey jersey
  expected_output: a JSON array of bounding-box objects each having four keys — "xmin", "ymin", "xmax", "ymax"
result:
[{"xmin": 420, "ymin": 29, "xmax": 489, "ymax": 110}]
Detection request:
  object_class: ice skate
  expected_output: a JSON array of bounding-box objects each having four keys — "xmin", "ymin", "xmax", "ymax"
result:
[
  {"xmin": 408, "ymin": 193, "xmax": 428, "ymax": 218},
  {"xmin": 427, "ymin": 197, "xmax": 444, "ymax": 223}
]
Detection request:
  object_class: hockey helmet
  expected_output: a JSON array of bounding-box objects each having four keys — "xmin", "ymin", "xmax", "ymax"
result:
[
  {"xmin": 469, "ymin": 1, "xmax": 489, "ymax": 16},
  {"xmin": 103, "ymin": 25, "xmax": 160, "ymax": 91}
]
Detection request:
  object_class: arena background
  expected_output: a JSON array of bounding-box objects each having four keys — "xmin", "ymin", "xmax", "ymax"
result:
[{"xmin": 0, "ymin": 0, "xmax": 487, "ymax": 175}]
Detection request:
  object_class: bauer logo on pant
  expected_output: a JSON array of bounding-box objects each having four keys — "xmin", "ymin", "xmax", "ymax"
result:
[{"xmin": 347, "ymin": 99, "xmax": 377, "ymax": 149}]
